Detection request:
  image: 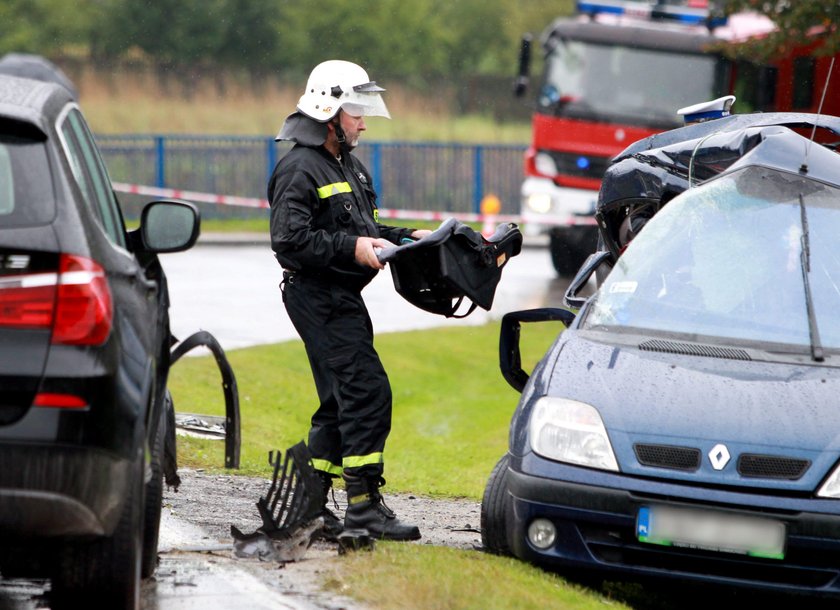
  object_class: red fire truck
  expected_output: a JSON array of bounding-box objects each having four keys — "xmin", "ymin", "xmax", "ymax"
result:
[{"xmin": 518, "ymin": 0, "xmax": 839, "ymax": 275}]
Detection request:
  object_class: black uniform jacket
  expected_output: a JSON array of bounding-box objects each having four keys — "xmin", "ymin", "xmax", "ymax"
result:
[{"xmin": 268, "ymin": 144, "xmax": 413, "ymax": 290}]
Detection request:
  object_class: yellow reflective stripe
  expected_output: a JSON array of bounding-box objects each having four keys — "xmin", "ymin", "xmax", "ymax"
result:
[
  {"xmin": 348, "ymin": 492, "xmax": 372, "ymax": 506},
  {"xmin": 316, "ymin": 182, "xmax": 352, "ymax": 199},
  {"xmin": 311, "ymin": 458, "xmax": 343, "ymax": 476},
  {"xmin": 342, "ymin": 452, "xmax": 384, "ymax": 469}
]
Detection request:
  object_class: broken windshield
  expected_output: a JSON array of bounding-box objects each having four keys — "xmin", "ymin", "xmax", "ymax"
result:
[
  {"xmin": 583, "ymin": 166, "xmax": 840, "ymax": 352},
  {"xmin": 538, "ymin": 40, "xmax": 721, "ymax": 127}
]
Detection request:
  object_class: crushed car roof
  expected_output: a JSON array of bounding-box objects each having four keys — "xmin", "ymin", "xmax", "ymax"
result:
[{"xmin": 599, "ymin": 112, "xmax": 840, "ymax": 214}]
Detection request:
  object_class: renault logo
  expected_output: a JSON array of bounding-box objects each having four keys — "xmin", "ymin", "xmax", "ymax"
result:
[{"xmin": 708, "ymin": 444, "xmax": 730, "ymax": 470}]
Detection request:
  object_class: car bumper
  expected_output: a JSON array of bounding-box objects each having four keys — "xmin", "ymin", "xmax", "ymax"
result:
[
  {"xmin": 0, "ymin": 443, "xmax": 134, "ymax": 538},
  {"xmin": 507, "ymin": 461, "xmax": 840, "ymax": 594}
]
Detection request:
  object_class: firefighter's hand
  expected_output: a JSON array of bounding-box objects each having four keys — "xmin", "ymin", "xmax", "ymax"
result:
[
  {"xmin": 411, "ymin": 229, "xmax": 432, "ymax": 240},
  {"xmin": 355, "ymin": 236, "xmax": 390, "ymax": 269}
]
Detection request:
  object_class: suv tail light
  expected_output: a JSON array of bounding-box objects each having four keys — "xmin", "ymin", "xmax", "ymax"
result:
[
  {"xmin": 53, "ymin": 254, "xmax": 113, "ymax": 345},
  {"xmin": 0, "ymin": 253, "xmax": 112, "ymax": 345},
  {"xmin": 0, "ymin": 274, "xmax": 56, "ymax": 328}
]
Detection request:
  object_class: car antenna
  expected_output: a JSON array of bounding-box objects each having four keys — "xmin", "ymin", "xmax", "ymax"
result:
[{"xmin": 800, "ymin": 56, "xmax": 836, "ymax": 174}]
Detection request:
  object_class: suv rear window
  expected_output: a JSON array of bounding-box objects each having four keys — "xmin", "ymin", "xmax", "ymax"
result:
[{"xmin": 0, "ymin": 118, "xmax": 55, "ymax": 226}]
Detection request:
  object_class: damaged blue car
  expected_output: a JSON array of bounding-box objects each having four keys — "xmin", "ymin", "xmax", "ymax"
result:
[{"xmin": 482, "ymin": 111, "xmax": 840, "ymax": 595}]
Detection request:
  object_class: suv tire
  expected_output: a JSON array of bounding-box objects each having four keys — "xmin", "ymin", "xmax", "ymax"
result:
[{"xmin": 141, "ymin": 407, "xmax": 166, "ymax": 578}]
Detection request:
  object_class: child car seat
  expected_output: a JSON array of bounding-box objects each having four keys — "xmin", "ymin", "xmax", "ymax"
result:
[{"xmin": 377, "ymin": 218, "xmax": 523, "ymax": 318}]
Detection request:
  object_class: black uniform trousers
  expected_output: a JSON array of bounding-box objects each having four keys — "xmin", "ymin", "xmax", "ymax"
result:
[{"xmin": 282, "ymin": 272, "xmax": 392, "ymax": 479}]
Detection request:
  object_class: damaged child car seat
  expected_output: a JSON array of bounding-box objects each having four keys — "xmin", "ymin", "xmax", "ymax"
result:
[{"xmin": 377, "ymin": 218, "xmax": 523, "ymax": 318}]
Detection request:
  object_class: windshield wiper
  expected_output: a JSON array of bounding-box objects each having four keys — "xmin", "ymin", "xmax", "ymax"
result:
[{"xmin": 799, "ymin": 193, "xmax": 824, "ymax": 362}]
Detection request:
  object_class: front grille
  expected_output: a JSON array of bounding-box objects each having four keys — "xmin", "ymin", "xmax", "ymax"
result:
[
  {"xmin": 635, "ymin": 444, "xmax": 700, "ymax": 471},
  {"xmin": 738, "ymin": 454, "xmax": 811, "ymax": 480},
  {"xmin": 639, "ymin": 339, "xmax": 752, "ymax": 361}
]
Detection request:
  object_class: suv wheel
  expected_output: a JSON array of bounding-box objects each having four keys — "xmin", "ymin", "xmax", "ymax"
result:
[
  {"xmin": 480, "ymin": 454, "xmax": 512, "ymax": 555},
  {"xmin": 141, "ymin": 406, "xmax": 166, "ymax": 578},
  {"xmin": 52, "ymin": 450, "xmax": 144, "ymax": 610}
]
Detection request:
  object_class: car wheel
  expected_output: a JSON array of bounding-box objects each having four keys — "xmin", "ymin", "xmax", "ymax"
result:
[
  {"xmin": 549, "ymin": 227, "xmax": 598, "ymax": 277},
  {"xmin": 481, "ymin": 454, "xmax": 512, "ymax": 555},
  {"xmin": 52, "ymin": 450, "xmax": 144, "ymax": 610},
  {"xmin": 141, "ymin": 406, "xmax": 166, "ymax": 578}
]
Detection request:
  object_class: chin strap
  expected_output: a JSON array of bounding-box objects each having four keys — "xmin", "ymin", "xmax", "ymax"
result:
[
  {"xmin": 333, "ymin": 116, "xmax": 346, "ymax": 144},
  {"xmin": 332, "ymin": 113, "xmax": 355, "ymax": 156}
]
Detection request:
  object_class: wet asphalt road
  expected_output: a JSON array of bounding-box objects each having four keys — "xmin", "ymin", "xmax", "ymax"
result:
[{"xmin": 159, "ymin": 236, "xmax": 561, "ymax": 353}]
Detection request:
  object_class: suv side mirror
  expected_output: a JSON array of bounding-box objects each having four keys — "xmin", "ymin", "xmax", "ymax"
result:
[
  {"xmin": 140, "ymin": 199, "xmax": 200, "ymax": 253},
  {"xmin": 563, "ymin": 250, "xmax": 611, "ymax": 309},
  {"xmin": 500, "ymin": 308, "xmax": 575, "ymax": 393}
]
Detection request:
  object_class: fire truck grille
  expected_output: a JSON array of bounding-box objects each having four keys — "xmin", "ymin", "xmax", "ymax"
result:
[{"xmin": 547, "ymin": 151, "xmax": 612, "ymax": 180}]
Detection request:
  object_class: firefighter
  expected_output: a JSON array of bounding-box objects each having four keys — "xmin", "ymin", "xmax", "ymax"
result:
[{"xmin": 268, "ymin": 60, "xmax": 429, "ymax": 541}]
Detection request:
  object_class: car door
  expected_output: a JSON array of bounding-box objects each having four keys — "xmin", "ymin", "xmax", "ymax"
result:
[{"xmin": 57, "ymin": 106, "xmax": 162, "ymax": 427}]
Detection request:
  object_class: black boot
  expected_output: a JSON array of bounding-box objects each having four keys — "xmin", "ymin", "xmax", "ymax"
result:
[
  {"xmin": 314, "ymin": 472, "xmax": 344, "ymax": 542},
  {"xmin": 343, "ymin": 474, "xmax": 421, "ymax": 541}
]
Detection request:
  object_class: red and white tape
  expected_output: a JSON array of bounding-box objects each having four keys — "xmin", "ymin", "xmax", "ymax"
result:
[
  {"xmin": 113, "ymin": 182, "xmax": 269, "ymax": 209},
  {"xmin": 112, "ymin": 182, "xmax": 596, "ymax": 226}
]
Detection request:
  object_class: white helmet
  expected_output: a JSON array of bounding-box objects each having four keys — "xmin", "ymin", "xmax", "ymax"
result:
[{"xmin": 296, "ymin": 60, "xmax": 390, "ymax": 122}]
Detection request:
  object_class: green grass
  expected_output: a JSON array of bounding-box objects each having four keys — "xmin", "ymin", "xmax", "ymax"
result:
[
  {"xmin": 168, "ymin": 322, "xmax": 564, "ymax": 498},
  {"xmin": 167, "ymin": 321, "xmax": 649, "ymax": 610},
  {"xmin": 323, "ymin": 544, "xmax": 630, "ymax": 610},
  {"xmin": 199, "ymin": 217, "xmax": 269, "ymax": 233}
]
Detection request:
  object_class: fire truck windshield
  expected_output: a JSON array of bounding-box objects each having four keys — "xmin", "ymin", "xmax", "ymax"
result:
[{"xmin": 538, "ymin": 40, "xmax": 722, "ymax": 127}]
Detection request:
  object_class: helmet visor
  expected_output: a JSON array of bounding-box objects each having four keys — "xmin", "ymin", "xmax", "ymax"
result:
[
  {"xmin": 342, "ymin": 85, "xmax": 390, "ymax": 119},
  {"xmin": 354, "ymin": 81, "xmax": 385, "ymax": 93}
]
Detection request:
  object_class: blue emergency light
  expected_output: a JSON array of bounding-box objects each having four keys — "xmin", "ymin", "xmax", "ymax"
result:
[{"xmin": 576, "ymin": 0, "xmax": 727, "ymax": 28}]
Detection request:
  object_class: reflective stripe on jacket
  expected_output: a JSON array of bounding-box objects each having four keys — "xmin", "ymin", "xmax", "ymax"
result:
[{"xmin": 268, "ymin": 144, "xmax": 412, "ymax": 289}]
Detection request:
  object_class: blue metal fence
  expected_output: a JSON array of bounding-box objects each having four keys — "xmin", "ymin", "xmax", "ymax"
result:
[{"xmin": 96, "ymin": 135, "xmax": 527, "ymax": 216}]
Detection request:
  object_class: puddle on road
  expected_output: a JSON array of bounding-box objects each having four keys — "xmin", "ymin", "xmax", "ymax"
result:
[
  {"xmin": 145, "ymin": 554, "xmax": 310, "ymax": 610},
  {"xmin": 158, "ymin": 507, "xmax": 229, "ymax": 553},
  {"xmin": 147, "ymin": 508, "xmax": 314, "ymax": 610}
]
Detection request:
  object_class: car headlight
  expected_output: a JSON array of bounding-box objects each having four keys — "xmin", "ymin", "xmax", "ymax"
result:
[
  {"xmin": 529, "ymin": 397, "xmax": 619, "ymax": 471},
  {"xmin": 817, "ymin": 463, "xmax": 840, "ymax": 498},
  {"xmin": 525, "ymin": 192, "xmax": 552, "ymax": 214}
]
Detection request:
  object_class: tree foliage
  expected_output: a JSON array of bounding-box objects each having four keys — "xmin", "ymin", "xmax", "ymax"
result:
[
  {"xmin": 723, "ymin": 0, "xmax": 840, "ymax": 60},
  {"xmin": 0, "ymin": 0, "xmax": 572, "ymax": 84},
  {"xmin": 0, "ymin": 0, "xmax": 92, "ymax": 56}
]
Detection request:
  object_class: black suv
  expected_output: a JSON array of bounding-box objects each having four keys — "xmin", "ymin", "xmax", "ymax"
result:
[{"xmin": 0, "ymin": 74, "xmax": 198, "ymax": 608}]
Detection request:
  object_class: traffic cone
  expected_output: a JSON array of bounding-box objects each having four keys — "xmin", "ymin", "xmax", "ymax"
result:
[{"xmin": 480, "ymin": 193, "xmax": 501, "ymax": 238}]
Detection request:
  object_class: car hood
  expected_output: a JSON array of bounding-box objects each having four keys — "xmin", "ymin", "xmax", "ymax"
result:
[{"xmin": 545, "ymin": 331, "xmax": 840, "ymax": 489}]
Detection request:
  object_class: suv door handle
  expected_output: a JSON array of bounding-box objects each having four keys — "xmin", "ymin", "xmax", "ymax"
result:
[
  {"xmin": 136, "ymin": 271, "xmax": 158, "ymax": 296},
  {"xmin": 120, "ymin": 269, "xmax": 158, "ymax": 296}
]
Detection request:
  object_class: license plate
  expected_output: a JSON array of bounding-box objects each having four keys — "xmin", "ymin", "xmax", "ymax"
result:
[{"xmin": 636, "ymin": 505, "xmax": 786, "ymax": 560}]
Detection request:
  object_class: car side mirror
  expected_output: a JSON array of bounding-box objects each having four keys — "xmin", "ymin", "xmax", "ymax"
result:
[
  {"xmin": 500, "ymin": 308, "xmax": 576, "ymax": 393},
  {"xmin": 563, "ymin": 250, "xmax": 611, "ymax": 310},
  {"xmin": 140, "ymin": 199, "xmax": 200, "ymax": 253}
]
